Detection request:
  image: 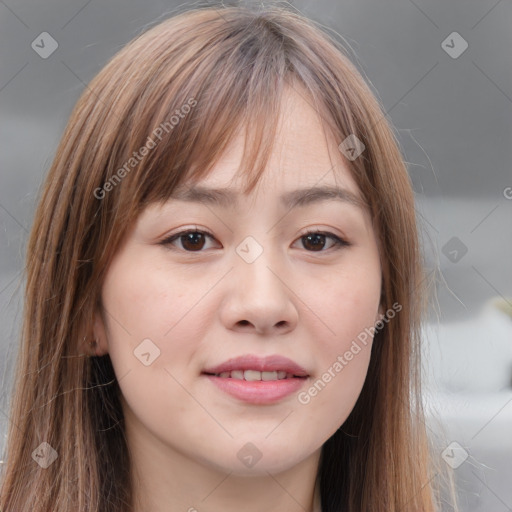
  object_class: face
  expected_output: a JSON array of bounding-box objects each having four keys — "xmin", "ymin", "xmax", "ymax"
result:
[{"xmin": 93, "ymin": 88, "xmax": 383, "ymax": 478}]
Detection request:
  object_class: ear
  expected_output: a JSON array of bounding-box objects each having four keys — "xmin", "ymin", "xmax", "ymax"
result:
[
  {"xmin": 375, "ymin": 303, "xmax": 385, "ymax": 325},
  {"xmin": 375, "ymin": 280, "xmax": 386, "ymax": 325},
  {"xmin": 90, "ymin": 304, "xmax": 109, "ymax": 357}
]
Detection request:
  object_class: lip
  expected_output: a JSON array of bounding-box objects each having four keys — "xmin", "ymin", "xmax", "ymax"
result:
[
  {"xmin": 202, "ymin": 354, "xmax": 310, "ymax": 405},
  {"xmin": 202, "ymin": 354, "xmax": 309, "ymax": 376}
]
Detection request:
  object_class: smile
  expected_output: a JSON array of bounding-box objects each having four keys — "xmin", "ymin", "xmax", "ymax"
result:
[
  {"xmin": 206, "ymin": 370, "xmax": 305, "ymax": 381},
  {"xmin": 201, "ymin": 354, "xmax": 310, "ymax": 404}
]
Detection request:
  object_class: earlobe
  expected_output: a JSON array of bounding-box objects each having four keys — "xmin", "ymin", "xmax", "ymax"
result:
[
  {"xmin": 91, "ymin": 307, "xmax": 109, "ymax": 357},
  {"xmin": 375, "ymin": 304, "xmax": 385, "ymax": 325}
]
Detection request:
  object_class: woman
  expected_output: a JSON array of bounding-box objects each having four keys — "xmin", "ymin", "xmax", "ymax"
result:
[{"xmin": 0, "ymin": 3, "xmax": 450, "ymax": 511}]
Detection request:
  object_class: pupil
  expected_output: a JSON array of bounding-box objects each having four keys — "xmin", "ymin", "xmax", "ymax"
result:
[
  {"xmin": 304, "ymin": 234, "xmax": 325, "ymax": 251},
  {"xmin": 183, "ymin": 232, "xmax": 204, "ymax": 250}
]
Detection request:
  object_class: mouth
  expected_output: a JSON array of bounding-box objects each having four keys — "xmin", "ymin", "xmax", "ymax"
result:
[
  {"xmin": 201, "ymin": 354, "xmax": 310, "ymax": 404},
  {"xmin": 202, "ymin": 353, "xmax": 309, "ymax": 377},
  {"xmin": 202, "ymin": 370, "xmax": 308, "ymax": 381}
]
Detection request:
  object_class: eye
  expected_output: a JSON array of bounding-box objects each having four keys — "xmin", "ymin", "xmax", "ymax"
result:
[
  {"xmin": 160, "ymin": 227, "xmax": 350, "ymax": 253},
  {"xmin": 294, "ymin": 229, "xmax": 350, "ymax": 252},
  {"xmin": 160, "ymin": 228, "xmax": 217, "ymax": 252}
]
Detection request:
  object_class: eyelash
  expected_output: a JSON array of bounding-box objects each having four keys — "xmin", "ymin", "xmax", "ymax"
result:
[{"xmin": 159, "ymin": 227, "xmax": 350, "ymax": 253}]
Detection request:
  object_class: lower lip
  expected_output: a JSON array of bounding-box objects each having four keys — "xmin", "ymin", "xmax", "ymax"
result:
[{"xmin": 204, "ymin": 375, "xmax": 308, "ymax": 404}]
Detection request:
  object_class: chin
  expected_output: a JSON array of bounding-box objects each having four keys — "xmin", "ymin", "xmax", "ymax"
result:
[{"xmin": 199, "ymin": 442, "xmax": 310, "ymax": 477}]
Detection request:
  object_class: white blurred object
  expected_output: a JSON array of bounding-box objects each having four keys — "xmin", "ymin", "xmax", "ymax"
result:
[{"xmin": 422, "ymin": 297, "xmax": 512, "ymax": 393}]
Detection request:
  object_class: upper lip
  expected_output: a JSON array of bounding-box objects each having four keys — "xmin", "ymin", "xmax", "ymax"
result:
[{"xmin": 202, "ymin": 354, "xmax": 309, "ymax": 377}]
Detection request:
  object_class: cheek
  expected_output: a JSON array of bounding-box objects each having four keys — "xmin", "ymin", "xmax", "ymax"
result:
[
  {"xmin": 311, "ymin": 257, "xmax": 381, "ymax": 352},
  {"xmin": 99, "ymin": 256, "xmax": 214, "ymax": 435},
  {"xmin": 99, "ymin": 253, "xmax": 209, "ymax": 375},
  {"xmin": 299, "ymin": 254, "xmax": 381, "ymax": 419}
]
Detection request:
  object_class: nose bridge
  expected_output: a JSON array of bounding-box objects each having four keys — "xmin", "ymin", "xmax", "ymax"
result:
[
  {"xmin": 234, "ymin": 233, "xmax": 284, "ymax": 296},
  {"xmin": 221, "ymin": 232, "xmax": 297, "ymax": 334}
]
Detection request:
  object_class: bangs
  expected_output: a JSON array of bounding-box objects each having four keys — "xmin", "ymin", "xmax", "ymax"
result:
[
  {"xmin": 99, "ymin": 6, "xmax": 365, "ymax": 222},
  {"xmin": 115, "ymin": 9, "xmax": 290, "ymax": 213}
]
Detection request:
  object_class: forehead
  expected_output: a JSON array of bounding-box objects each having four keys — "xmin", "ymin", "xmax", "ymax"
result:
[{"xmin": 180, "ymin": 87, "xmax": 362, "ymax": 202}]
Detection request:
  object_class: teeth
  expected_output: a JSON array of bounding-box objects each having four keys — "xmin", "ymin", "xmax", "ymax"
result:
[
  {"xmin": 244, "ymin": 370, "xmax": 261, "ymax": 381},
  {"xmin": 214, "ymin": 370, "xmax": 296, "ymax": 380}
]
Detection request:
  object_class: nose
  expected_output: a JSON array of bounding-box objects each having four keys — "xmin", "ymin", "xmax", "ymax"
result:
[{"xmin": 219, "ymin": 246, "xmax": 299, "ymax": 336}]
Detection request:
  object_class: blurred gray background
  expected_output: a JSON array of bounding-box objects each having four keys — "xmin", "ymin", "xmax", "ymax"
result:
[{"xmin": 1, "ymin": 0, "xmax": 511, "ymax": 510}]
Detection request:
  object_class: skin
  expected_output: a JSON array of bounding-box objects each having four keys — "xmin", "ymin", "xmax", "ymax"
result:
[{"xmin": 92, "ymin": 87, "xmax": 383, "ymax": 512}]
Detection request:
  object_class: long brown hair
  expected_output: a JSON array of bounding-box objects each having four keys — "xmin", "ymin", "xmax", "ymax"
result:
[{"xmin": 1, "ymin": 3, "xmax": 449, "ymax": 510}]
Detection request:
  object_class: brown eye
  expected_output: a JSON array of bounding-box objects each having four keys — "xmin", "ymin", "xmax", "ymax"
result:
[
  {"xmin": 302, "ymin": 233, "xmax": 328, "ymax": 251},
  {"xmin": 179, "ymin": 232, "xmax": 207, "ymax": 251},
  {"xmin": 160, "ymin": 229, "xmax": 349, "ymax": 254},
  {"xmin": 297, "ymin": 231, "xmax": 349, "ymax": 252},
  {"xmin": 161, "ymin": 230, "xmax": 216, "ymax": 252}
]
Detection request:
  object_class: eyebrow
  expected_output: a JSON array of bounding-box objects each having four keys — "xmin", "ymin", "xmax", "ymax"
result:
[{"xmin": 169, "ymin": 185, "xmax": 367, "ymax": 211}]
